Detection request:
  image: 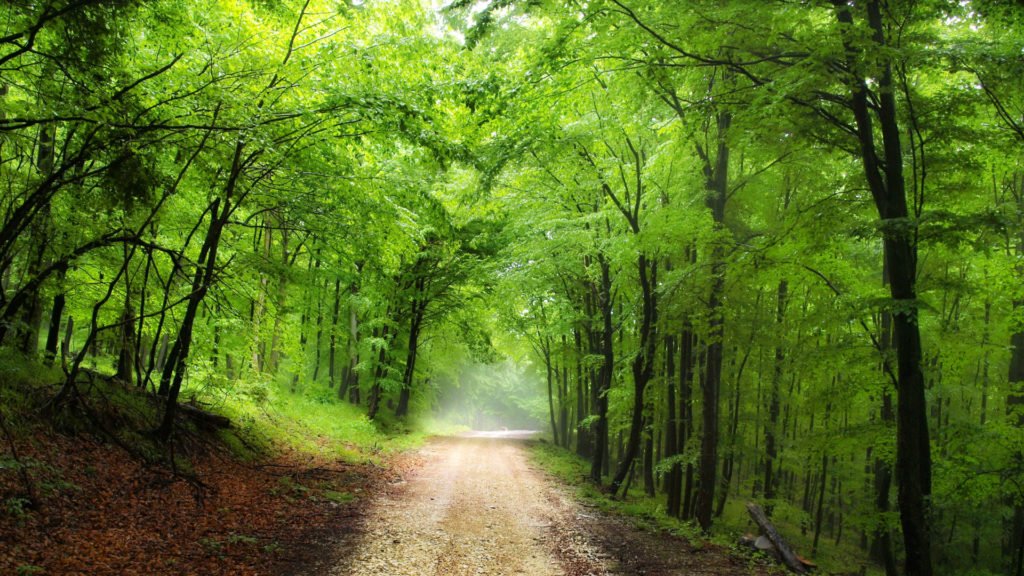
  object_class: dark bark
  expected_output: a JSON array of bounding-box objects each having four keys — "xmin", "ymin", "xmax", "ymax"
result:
[
  {"xmin": 156, "ymin": 134, "xmax": 245, "ymax": 441},
  {"xmin": 665, "ymin": 333, "xmax": 682, "ymax": 516},
  {"xmin": 764, "ymin": 278, "xmax": 788, "ymax": 512},
  {"xmin": 396, "ymin": 280, "xmax": 426, "ymax": 418},
  {"xmin": 574, "ymin": 327, "xmax": 590, "ymax": 457},
  {"xmin": 589, "ymin": 254, "xmax": 613, "ymax": 484},
  {"xmin": 559, "ymin": 337, "xmax": 570, "ymax": 448},
  {"xmin": 543, "ymin": 335, "xmax": 559, "ymax": 445},
  {"xmin": 1010, "ymin": 179, "xmax": 1024, "ymax": 576},
  {"xmin": 831, "ymin": 4, "xmax": 933, "ymax": 573},
  {"xmin": 329, "ymin": 277, "xmax": 341, "ymax": 390},
  {"xmin": 43, "ymin": 278, "xmax": 65, "ymax": 367},
  {"xmin": 312, "ymin": 261, "xmax": 323, "ymax": 383},
  {"xmin": 156, "ymin": 196, "xmax": 229, "ymax": 441},
  {"xmin": 115, "ymin": 301, "xmax": 136, "ymax": 383},
  {"xmin": 695, "ymin": 109, "xmax": 730, "ymax": 531},
  {"xmin": 268, "ymin": 222, "xmax": 289, "ymax": 374},
  {"xmin": 346, "ymin": 293, "xmax": 361, "ymax": 404},
  {"xmin": 643, "ymin": 414, "xmax": 655, "ymax": 497},
  {"xmin": 367, "ymin": 312, "xmax": 392, "ymax": 421},
  {"xmin": 610, "ymin": 254, "xmax": 657, "ymax": 494},
  {"xmin": 813, "ymin": 452, "xmax": 829, "ymax": 555},
  {"xmin": 681, "ymin": 323, "xmax": 697, "ymax": 519},
  {"xmin": 873, "ymin": 264, "xmax": 898, "ymax": 576}
]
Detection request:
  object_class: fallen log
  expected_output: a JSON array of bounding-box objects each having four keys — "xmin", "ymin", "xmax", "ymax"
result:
[
  {"xmin": 746, "ymin": 502, "xmax": 814, "ymax": 574},
  {"xmin": 178, "ymin": 402, "xmax": 232, "ymax": 429}
]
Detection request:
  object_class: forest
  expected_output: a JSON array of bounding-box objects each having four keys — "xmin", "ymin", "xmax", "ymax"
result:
[{"xmin": 0, "ymin": 1, "xmax": 1022, "ymax": 575}]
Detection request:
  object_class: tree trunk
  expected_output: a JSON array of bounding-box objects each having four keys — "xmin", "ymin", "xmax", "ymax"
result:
[
  {"xmin": 329, "ymin": 277, "xmax": 341, "ymax": 389},
  {"xmin": 544, "ymin": 336, "xmax": 559, "ymax": 445},
  {"xmin": 43, "ymin": 279, "xmax": 65, "ymax": 367},
  {"xmin": 643, "ymin": 414, "xmax": 655, "ymax": 497},
  {"xmin": 813, "ymin": 452, "xmax": 829, "ymax": 555},
  {"xmin": 832, "ymin": 3, "xmax": 932, "ymax": 573},
  {"xmin": 610, "ymin": 255, "xmax": 657, "ymax": 495},
  {"xmin": 367, "ymin": 313, "xmax": 391, "ymax": 421},
  {"xmin": 157, "ymin": 137, "xmax": 244, "ymax": 441},
  {"xmin": 269, "ymin": 222, "xmax": 289, "ymax": 373},
  {"xmin": 575, "ymin": 327, "xmax": 591, "ymax": 457},
  {"xmin": 156, "ymin": 196, "xmax": 229, "ymax": 441},
  {"xmin": 695, "ymin": 109, "xmax": 730, "ymax": 531},
  {"xmin": 251, "ymin": 220, "xmax": 271, "ymax": 373},
  {"xmin": 1007, "ymin": 176, "xmax": 1024, "ymax": 576},
  {"xmin": 312, "ymin": 263, "xmax": 324, "ymax": 383},
  {"xmin": 590, "ymin": 255, "xmax": 613, "ymax": 484},
  {"xmin": 764, "ymin": 278, "xmax": 787, "ymax": 512},
  {"xmin": 665, "ymin": 333, "xmax": 682, "ymax": 516},
  {"xmin": 396, "ymin": 294, "xmax": 424, "ymax": 418},
  {"xmin": 681, "ymin": 324, "xmax": 697, "ymax": 519},
  {"xmin": 115, "ymin": 301, "xmax": 136, "ymax": 383}
]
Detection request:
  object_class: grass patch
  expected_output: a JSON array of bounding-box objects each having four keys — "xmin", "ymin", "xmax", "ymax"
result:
[
  {"xmin": 0, "ymin": 349, "xmax": 429, "ymax": 473},
  {"xmin": 323, "ymin": 489, "xmax": 356, "ymax": 504},
  {"xmin": 213, "ymin": 379, "xmax": 430, "ymax": 464}
]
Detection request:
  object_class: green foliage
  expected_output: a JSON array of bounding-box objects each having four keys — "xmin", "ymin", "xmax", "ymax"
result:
[{"xmin": 1, "ymin": 1, "xmax": 1021, "ymax": 574}]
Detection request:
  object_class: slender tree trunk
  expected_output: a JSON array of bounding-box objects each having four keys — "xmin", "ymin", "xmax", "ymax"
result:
[
  {"xmin": 544, "ymin": 337, "xmax": 559, "ymax": 445},
  {"xmin": 43, "ymin": 266, "xmax": 66, "ymax": 367},
  {"xmin": 681, "ymin": 325, "xmax": 697, "ymax": 519},
  {"xmin": 396, "ymin": 298, "xmax": 424, "ymax": 418},
  {"xmin": 312, "ymin": 263, "xmax": 324, "ymax": 383},
  {"xmin": 343, "ymin": 274, "xmax": 361, "ymax": 403},
  {"xmin": 367, "ymin": 312, "xmax": 391, "ymax": 421},
  {"xmin": 559, "ymin": 336, "xmax": 570, "ymax": 448},
  {"xmin": 115, "ymin": 301, "xmax": 136, "ymax": 383},
  {"xmin": 329, "ymin": 277, "xmax": 341, "ymax": 389},
  {"xmin": 251, "ymin": 221, "xmax": 271, "ymax": 373},
  {"xmin": 590, "ymin": 255, "xmax": 613, "ymax": 484},
  {"xmin": 1005, "ymin": 174, "xmax": 1024, "ymax": 576},
  {"xmin": 716, "ymin": 361, "xmax": 742, "ymax": 518},
  {"xmin": 695, "ymin": 110, "xmax": 730, "ymax": 531},
  {"xmin": 575, "ymin": 327, "xmax": 591, "ymax": 457},
  {"xmin": 156, "ymin": 196, "xmax": 229, "ymax": 440},
  {"xmin": 269, "ymin": 223, "xmax": 289, "ymax": 373},
  {"xmin": 643, "ymin": 414, "xmax": 655, "ymax": 497},
  {"xmin": 666, "ymin": 333, "xmax": 682, "ymax": 516},
  {"xmin": 764, "ymin": 278, "xmax": 787, "ymax": 512},
  {"xmin": 813, "ymin": 452, "xmax": 829, "ymax": 555},
  {"xmin": 610, "ymin": 255, "xmax": 657, "ymax": 494}
]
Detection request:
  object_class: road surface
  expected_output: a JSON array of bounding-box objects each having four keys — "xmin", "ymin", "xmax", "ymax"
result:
[{"xmin": 322, "ymin": 433, "xmax": 774, "ymax": 576}]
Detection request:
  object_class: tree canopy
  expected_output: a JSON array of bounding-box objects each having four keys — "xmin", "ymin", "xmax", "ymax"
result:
[{"xmin": 2, "ymin": 1, "xmax": 1023, "ymax": 575}]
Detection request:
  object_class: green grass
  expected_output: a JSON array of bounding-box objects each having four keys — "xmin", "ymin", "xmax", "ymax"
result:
[
  {"xmin": 0, "ymin": 350, "xmax": 437, "ymax": 469},
  {"xmin": 202, "ymin": 376, "xmax": 457, "ymax": 464}
]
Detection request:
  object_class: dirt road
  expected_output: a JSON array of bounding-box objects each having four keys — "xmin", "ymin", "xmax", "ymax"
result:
[{"xmin": 322, "ymin": 434, "xmax": 773, "ymax": 576}]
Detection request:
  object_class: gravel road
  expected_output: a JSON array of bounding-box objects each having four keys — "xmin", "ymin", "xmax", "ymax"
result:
[
  {"xmin": 323, "ymin": 434, "xmax": 774, "ymax": 576},
  {"xmin": 330, "ymin": 433, "xmax": 594, "ymax": 576}
]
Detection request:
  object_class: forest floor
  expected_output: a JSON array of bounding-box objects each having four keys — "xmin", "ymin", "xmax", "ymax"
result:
[
  {"xmin": 0, "ymin": 422, "xmax": 397, "ymax": 575},
  {"xmin": 2, "ymin": 415, "xmax": 778, "ymax": 576},
  {"xmin": 304, "ymin": 433, "xmax": 778, "ymax": 576}
]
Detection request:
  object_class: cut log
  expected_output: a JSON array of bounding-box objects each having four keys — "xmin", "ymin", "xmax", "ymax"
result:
[{"xmin": 746, "ymin": 501, "xmax": 812, "ymax": 574}]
